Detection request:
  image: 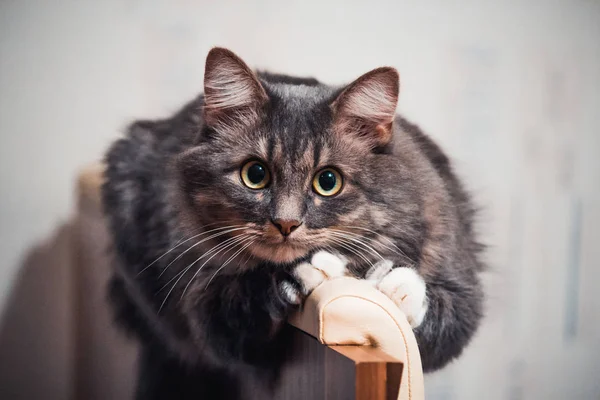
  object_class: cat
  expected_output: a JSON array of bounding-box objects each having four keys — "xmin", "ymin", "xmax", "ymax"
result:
[{"xmin": 102, "ymin": 47, "xmax": 484, "ymax": 399}]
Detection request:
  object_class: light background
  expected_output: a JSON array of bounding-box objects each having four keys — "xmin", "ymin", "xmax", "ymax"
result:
[{"xmin": 1, "ymin": 1, "xmax": 599, "ymax": 398}]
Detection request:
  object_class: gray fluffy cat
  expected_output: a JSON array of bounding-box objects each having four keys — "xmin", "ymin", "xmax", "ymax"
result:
[{"xmin": 102, "ymin": 47, "xmax": 484, "ymax": 399}]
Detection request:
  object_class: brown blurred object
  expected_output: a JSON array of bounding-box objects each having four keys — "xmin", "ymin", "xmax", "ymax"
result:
[{"xmin": 0, "ymin": 164, "xmax": 138, "ymax": 400}]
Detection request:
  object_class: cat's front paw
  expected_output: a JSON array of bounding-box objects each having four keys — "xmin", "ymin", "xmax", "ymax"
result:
[
  {"xmin": 292, "ymin": 251, "xmax": 348, "ymax": 297},
  {"xmin": 372, "ymin": 263, "xmax": 428, "ymax": 328}
]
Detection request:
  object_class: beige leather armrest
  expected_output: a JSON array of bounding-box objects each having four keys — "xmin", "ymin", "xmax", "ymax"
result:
[{"xmin": 289, "ymin": 277, "xmax": 424, "ymax": 400}]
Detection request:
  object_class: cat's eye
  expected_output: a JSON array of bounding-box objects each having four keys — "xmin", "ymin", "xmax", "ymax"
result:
[
  {"xmin": 312, "ymin": 168, "xmax": 343, "ymax": 197},
  {"xmin": 240, "ymin": 160, "xmax": 270, "ymax": 189}
]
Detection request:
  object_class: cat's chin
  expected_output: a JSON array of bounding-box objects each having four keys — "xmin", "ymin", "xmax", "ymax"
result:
[{"xmin": 247, "ymin": 242, "xmax": 309, "ymax": 265}]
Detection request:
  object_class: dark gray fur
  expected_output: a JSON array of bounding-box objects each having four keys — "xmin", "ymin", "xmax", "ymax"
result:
[{"xmin": 102, "ymin": 50, "xmax": 484, "ymax": 399}]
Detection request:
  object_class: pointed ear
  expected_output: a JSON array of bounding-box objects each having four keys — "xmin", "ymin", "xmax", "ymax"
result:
[
  {"xmin": 332, "ymin": 67, "xmax": 399, "ymax": 147},
  {"xmin": 203, "ymin": 47, "xmax": 268, "ymax": 130}
]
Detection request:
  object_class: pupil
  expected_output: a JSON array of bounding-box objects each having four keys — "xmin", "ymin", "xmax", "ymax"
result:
[
  {"xmin": 319, "ymin": 171, "xmax": 336, "ymax": 191},
  {"xmin": 248, "ymin": 163, "xmax": 265, "ymax": 184}
]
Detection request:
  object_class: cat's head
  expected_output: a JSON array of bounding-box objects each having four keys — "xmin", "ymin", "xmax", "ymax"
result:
[{"xmin": 176, "ymin": 48, "xmax": 419, "ymax": 269}]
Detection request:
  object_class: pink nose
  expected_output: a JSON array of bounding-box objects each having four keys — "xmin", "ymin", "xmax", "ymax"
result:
[{"xmin": 272, "ymin": 219, "xmax": 302, "ymax": 236}]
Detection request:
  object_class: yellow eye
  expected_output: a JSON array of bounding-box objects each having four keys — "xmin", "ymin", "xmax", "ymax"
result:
[
  {"xmin": 312, "ymin": 168, "xmax": 343, "ymax": 196},
  {"xmin": 241, "ymin": 160, "xmax": 270, "ymax": 189}
]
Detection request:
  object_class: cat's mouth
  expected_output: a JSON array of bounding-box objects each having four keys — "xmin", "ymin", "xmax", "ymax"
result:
[
  {"xmin": 247, "ymin": 240, "xmax": 309, "ymax": 264},
  {"xmin": 236, "ymin": 223, "xmax": 315, "ymax": 264}
]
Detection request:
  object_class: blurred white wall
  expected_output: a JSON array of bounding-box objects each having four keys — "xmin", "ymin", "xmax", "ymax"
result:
[{"xmin": 1, "ymin": 1, "xmax": 599, "ymax": 399}]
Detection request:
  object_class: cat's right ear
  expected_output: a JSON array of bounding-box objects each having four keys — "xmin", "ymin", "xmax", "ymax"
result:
[
  {"xmin": 331, "ymin": 67, "xmax": 399, "ymax": 149},
  {"xmin": 203, "ymin": 47, "xmax": 268, "ymax": 132}
]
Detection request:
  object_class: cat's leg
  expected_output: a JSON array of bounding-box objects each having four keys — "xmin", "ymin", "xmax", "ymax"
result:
[
  {"xmin": 290, "ymin": 253, "xmax": 427, "ymax": 327},
  {"xmin": 287, "ymin": 250, "xmax": 348, "ymax": 300},
  {"xmin": 191, "ymin": 264, "xmax": 316, "ymax": 367},
  {"xmin": 368, "ymin": 261, "xmax": 483, "ymax": 371},
  {"xmin": 366, "ymin": 260, "xmax": 428, "ymax": 328},
  {"xmin": 193, "ymin": 252, "xmax": 347, "ymax": 367}
]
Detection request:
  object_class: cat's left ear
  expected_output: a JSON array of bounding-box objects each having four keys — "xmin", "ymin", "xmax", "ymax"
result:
[
  {"xmin": 203, "ymin": 47, "xmax": 268, "ymax": 131},
  {"xmin": 331, "ymin": 67, "xmax": 399, "ymax": 148}
]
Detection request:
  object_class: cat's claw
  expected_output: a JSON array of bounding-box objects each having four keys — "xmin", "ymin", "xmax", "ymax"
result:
[
  {"xmin": 279, "ymin": 280, "xmax": 302, "ymax": 305},
  {"xmin": 372, "ymin": 263, "xmax": 428, "ymax": 329},
  {"xmin": 293, "ymin": 251, "xmax": 348, "ymax": 296}
]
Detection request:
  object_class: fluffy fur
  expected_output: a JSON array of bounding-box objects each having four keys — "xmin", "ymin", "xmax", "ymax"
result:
[{"xmin": 102, "ymin": 48, "xmax": 484, "ymax": 399}]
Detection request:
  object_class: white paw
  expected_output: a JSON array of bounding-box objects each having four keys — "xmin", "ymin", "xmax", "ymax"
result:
[
  {"xmin": 365, "ymin": 259, "xmax": 394, "ymax": 283},
  {"xmin": 293, "ymin": 251, "xmax": 348, "ymax": 295},
  {"xmin": 310, "ymin": 251, "xmax": 348, "ymax": 278},
  {"xmin": 279, "ymin": 280, "xmax": 302, "ymax": 304},
  {"xmin": 376, "ymin": 266, "xmax": 428, "ymax": 328}
]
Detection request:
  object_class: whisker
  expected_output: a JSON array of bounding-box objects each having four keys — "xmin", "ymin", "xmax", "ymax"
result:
[
  {"xmin": 137, "ymin": 234, "xmax": 202, "ymax": 277},
  {"xmin": 333, "ymin": 228, "xmax": 400, "ymax": 255},
  {"xmin": 157, "ymin": 226, "xmax": 248, "ymax": 278},
  {"xmin": 237, "ymin": 250, "xmax": 253, "ymax": 271},
  {"xmin": 329, "ymin": 231, "xmax": 386, "ymax": 261},
  {"xmin": 336, "ymin": 227, "xmax": 414, "ymax": 263},
  {"xmin": 157, "ymin": 234, "xmax": 249, "ymax": 294},
  {"xmin": 344, "ymin": 226, "xmax": 410, "ymax": 252},
  {"xmin": 328, "ymin": 237, "xmax": 375, "ymax": 269},
  {"xmin": 180, "ymin": 236, "xmax": 254, "ymax": 299},
  {"xmin": 157, "ymin": 234, "xmax": 251, "ymax": 313},
  {"xmin": 137, "ymin": 223, "xmax": 245, "ymax": 276},
  {"xmin": 202, "ymin": 239, "xmax": 256, "ymax": 292}
]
